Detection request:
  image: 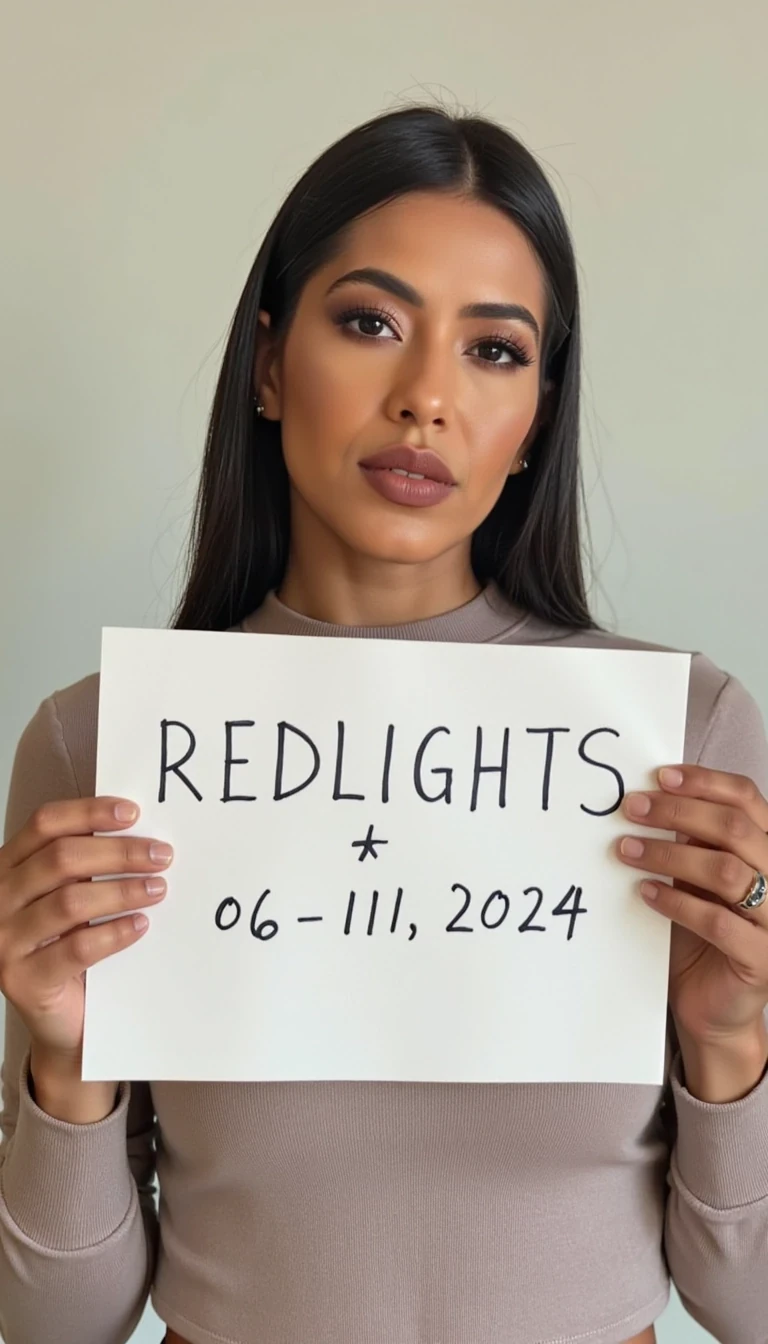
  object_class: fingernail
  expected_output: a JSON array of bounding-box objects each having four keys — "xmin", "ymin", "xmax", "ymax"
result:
[
  {"xmin": 133, "ymin": 914, "xmax": 149, "ymax": 931},
  {"xmin": 149, "ymin": 842, "xmax": 173, "ymax": 865},
  {"xmin": 640, "ymin": 882, "xmax": 659, "ymax": 901},
  {"xmin": 144, "ymin": 878, "xmax": 166, "ymax": 897},
  {"xmin": 625, "ymin": 792, "xmax": 651, "ymax": 818},
  {"xmin": 659, "ymin": 768, "xmax": 684, "ymax": 788},
  {"xmin": 114, "ymin": 802, "xmax": 138, "ymax": 822},
  {"xmin": 621, "ymin": 837, "xmax": 645, "ymax": 858}
]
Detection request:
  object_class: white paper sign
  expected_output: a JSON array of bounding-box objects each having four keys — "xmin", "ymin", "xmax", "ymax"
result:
[{"xmin": 83, "ymin": 628, "xmax": 690, "ymax": 1085}]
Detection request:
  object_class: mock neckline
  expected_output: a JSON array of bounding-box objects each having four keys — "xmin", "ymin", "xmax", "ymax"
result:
[{"xmin": 240, "ymin": 583, "xmax": 531, "ymax": 644}]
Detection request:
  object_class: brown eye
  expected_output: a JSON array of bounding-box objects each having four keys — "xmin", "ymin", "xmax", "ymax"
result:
[
  {"xmin": 353, "ymin": 314, "xmax": 390, "ymax": 337},
  {"xmin": 472, "ymin": 336, "xmax": 534, "ymax": 369},
  {"xmin": 334, "ymin": 305, "xmax": 400, "ymax": 341},
  {"xmin": 479, "ymin": 341, "xmax": 511, "ymax": 364}
]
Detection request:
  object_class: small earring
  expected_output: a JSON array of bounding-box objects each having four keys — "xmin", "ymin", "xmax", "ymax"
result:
[
  {"xmin": 521, "ymin": 458, "xmax": 529, "ymax": 471},
  {"xmin": 254, "ymin": 395, "xmax": 265, "ymax": 416}
]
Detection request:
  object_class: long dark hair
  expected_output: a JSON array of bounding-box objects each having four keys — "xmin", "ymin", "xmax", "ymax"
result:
[{"xmin": 172, "ymin": 104, "xmax": 598, "ymax": 632}]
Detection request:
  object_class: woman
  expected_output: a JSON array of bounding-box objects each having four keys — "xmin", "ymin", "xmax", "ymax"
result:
[{"xmin": 1, "ymin": 104, "xmax": 767, "ymax": 1344}]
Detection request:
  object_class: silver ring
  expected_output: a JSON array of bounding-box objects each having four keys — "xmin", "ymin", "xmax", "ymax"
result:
[{"xmin": 737, "ymin": 871, "xmax": 767, "ymax": 912}]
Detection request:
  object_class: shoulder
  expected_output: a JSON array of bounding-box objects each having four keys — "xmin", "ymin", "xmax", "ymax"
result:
[
  {"xmin": 49, "ymin": 671, "xmax": 101, "ymax": 794},
  {"xmin": 4, "ymin": 673, "xmax": 100, "ymax": 839},
  {"xmin": 516, "ymin": 611, "xmax": 767, "ymax": 792}
]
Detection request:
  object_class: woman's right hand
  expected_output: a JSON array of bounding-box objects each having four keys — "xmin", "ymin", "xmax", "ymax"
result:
[{"xmin": 0, "ymin": 797, "xmax": 173, "ymax": 1061}]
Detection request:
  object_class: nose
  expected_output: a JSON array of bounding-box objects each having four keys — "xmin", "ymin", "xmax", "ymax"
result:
[{"xmin": 384, "ymin": 340, "xmax": 452, "ymax": 431}]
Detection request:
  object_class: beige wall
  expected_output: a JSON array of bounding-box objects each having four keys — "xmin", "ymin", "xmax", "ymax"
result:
[{"xmin": 2, "ymin": 2, "xmax": 766, "ymax": 1340}]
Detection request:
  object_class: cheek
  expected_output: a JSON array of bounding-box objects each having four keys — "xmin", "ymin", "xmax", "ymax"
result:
[
  {"xmin": 285, "ymin": 349, "xmax": 336, "ymax": 429},
  {"xmin": 471, "ymin": 388, "xmax": 539, "ymax": 479},
  {"xmin": 280, "ymin": 337, "xmax": 373, "ymax": 467}
]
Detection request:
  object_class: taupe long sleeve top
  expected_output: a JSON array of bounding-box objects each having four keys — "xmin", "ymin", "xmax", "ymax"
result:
[{"xmin": 2, "ymin": 586, "xmax": 768, "ymax": 1344}]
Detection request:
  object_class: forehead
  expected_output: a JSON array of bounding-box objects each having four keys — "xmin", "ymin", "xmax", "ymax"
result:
[{"xmin": 315, "ymin": 190, "xmax": 546, "ymax": 316}]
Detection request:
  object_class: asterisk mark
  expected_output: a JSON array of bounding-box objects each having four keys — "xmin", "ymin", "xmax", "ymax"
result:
[{"xmin": 351, "ymin": 823, "xmax": 388, "ymax": 862}]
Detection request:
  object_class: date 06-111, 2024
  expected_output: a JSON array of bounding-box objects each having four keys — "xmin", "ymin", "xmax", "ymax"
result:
[{"xmin": 214, "ymin": 882, "xmax": 588, "ymax": 944}]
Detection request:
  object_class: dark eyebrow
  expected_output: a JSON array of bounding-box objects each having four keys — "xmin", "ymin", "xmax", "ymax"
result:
[{"xmin": 325, "ymin": 267, "xmax": 541, "ymax": 344}]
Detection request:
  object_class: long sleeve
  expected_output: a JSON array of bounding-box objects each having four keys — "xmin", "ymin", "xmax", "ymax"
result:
[
  {"xmin": 664, "ymin": 672, "xmax": 768, "ymax": 1343},
  {"xmin": 0, "ymin": 696, "xmax": 159, "ymax": 1344}
]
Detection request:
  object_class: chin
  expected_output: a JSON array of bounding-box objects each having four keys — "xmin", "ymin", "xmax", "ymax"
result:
[{"xmin": 341, "ymin": 517, "xmax": 459, "ymax": 566}]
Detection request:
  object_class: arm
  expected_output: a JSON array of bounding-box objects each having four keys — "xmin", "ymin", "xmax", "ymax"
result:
[
  {"xmin": 0, "ymin": 696, "xmax": 159, "ymax": 1344},
  {"xmin": 664, "ymin": 672, "xmax": 768, "ymax": 1343}
]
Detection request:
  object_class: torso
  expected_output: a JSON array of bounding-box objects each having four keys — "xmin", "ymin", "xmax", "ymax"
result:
[
  {"xmin": 165, "ymin": 1331, "xmax": 657, "ymax": 1344},
  {"xmin": 71, "ymin": 604, "xmax": 698, "ymax": 1344}
]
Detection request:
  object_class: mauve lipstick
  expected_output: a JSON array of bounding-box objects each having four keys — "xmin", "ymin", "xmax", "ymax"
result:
[{"xmin": 358, "ymin": 445, "xmax": 456, "ymax": 508}]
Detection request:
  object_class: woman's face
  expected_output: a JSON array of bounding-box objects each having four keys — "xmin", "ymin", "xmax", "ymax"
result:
[{"xmin": 256, "ymin": 190, "xmax": 550, "ymax": 570}]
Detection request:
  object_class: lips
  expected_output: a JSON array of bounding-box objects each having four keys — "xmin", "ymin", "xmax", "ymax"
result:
[
  {"xmin": 358, "ymin": 445, "xmax": 456, "ymax": 510},
  {"xmin": 358, "ymin": 445, "xmax": 456, "ymax": 486}
]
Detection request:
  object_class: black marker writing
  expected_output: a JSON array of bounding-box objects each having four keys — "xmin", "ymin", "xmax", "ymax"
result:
[
  {"xmin": 381, "ymin": 724, "xmax": 395, "ymax": 804},
  {"xmin": 221, "ymin": 720, "xmax": 257, "ymax": 802},
  {"xmin": 157, "ymin": 717, "xmax": 626, "ymax": 814},
  {"xmin": 333, "ymin": 720, "xmax": 365, "ymax": 801},
  {"xmin": 470, "ymin": 727, "xmax": 510, "ymax": 812},
  {"xmin": 578, "ymin": 728, "xmax": 624, "ymax": 815},
  {"xmin": 413, "ymin": 726, "xmax": 452, "ymax": 803},
  {"xmin": 526, "ymin": 727, "xmax": 571, "ymax": 811},
  {"xmin": 274, "ymin": 721, "xmax": 320, "ymax": 800},
  {"xmin": 159, "ymin": 719, "xmax": 202, "ymax": 802},
  {"xmin": 216, "ymin": 881, "xmax": 588, "ymax": 943},
  {"xmin": 351, "ymin": 824, "xmax": 388, "ymax": 862}
]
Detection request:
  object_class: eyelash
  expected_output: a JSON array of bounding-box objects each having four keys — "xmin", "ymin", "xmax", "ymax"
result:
[{"xmin": 333, "ymin": 304, "xmax": 534, "ymax": 370}]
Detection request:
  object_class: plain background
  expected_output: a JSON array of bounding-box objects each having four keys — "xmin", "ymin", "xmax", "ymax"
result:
[{"xmin": 1, "ymin": 2, "xmax": 766, "ymax": 1341}]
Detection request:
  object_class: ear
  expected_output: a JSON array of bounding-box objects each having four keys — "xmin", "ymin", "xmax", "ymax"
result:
[
  {"xmin": 253, "ymin": 309, "xmax": 282, "ymax": 420},
  {"xmin": 509, "ymin": 378, "xmax": 556, "ymax": 475}
]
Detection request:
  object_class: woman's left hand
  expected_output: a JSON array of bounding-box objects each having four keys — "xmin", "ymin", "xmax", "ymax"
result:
[{"xmin": 617, "ymin": 765, "xmax": 768, "ymax": 1045}]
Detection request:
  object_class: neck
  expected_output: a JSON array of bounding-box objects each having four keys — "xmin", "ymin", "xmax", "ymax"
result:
[
  {"xmin": 278, "ymin": 564, "xmax": 481, "ymax": 628},
  {"xmin": 278, "ymin": 513, "xmax": 481, "ymax": 628}
]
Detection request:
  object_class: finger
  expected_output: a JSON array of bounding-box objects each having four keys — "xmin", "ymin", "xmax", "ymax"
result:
[
  {"xmin": 638, "ymin": 880, "xmax": 768, "ymax": 971},
  {"xmin": 618, "ymin": 834, "xmax": 765, "ymax": 917},
  {"xmin": 12, "ymin": 876, "xmax": 167, "ymax": 955},
  {"xmin": 0, "ymin": 798, "xmax": 142, "ymax": 878},
  {"xmin": 24, "ymin": 913, "xmax": 151, "ymax": 986},
  {"xmin": 4, "ymin": 834, "xmax": 174, "ymax": 913},
  {"xmin": 655, "ymin": 765, "xmax": 768, "ymax": 832},
  {"xmin": 622, "ymin": 790, "xmax": 768, "ymax": 878}
]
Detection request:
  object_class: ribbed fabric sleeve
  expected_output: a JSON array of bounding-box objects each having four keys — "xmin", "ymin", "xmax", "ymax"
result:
[
  {"xmin": 663, "ymin": 673, "xmax": 768, "ymax": 1343},
  {"xmin": 2, "ymin": 1050, "xmax": 134, "ymax": 1249},
  {"xmin": 0, "ymin": 694, "xmax": 157, "ymax": 1344},
  {"xmin": 669, "ymin": 1050, "xmax": 768, "ymax": 1208}
]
